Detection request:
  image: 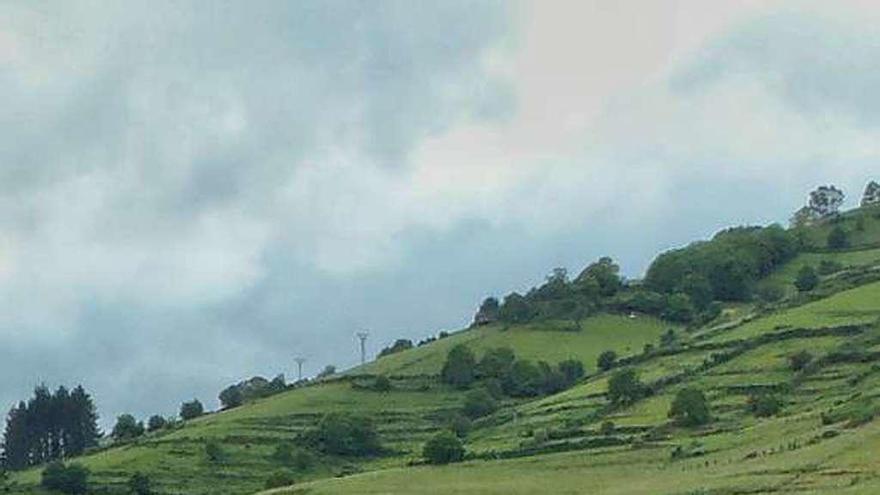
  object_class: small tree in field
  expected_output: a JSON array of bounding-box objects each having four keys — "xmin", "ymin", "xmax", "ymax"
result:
[
  {"xmin": 597, "ymin": 350, "xmax": 617, "ymax": 372},
  {"xmin": 180, "ymin": 399, "xmax": 204, "ymax": 420},
  {"xmin": 147, "ymin": 415, "xmax": 167, "ymax": 432},
  {"xmin": 441, "ymin": 345, "xmax": 477, "ymax": 389},
  {"xmin": 41, "ymin": 463, "xmax": 89, "ymax": 495},
  {"xmin": 422, "ymin": 431, "xmax": 465, "ymax": 464},
  {"xmin": 668, "ymin": 388, "xmax": 711, "ymax": 427},
  {"xmin": 607, "ymin": 369, "xmax": 644, "ymax": 405},
  {"xmin": 794, "ymin": 265, "xmax": 819, "ymax": 292}
]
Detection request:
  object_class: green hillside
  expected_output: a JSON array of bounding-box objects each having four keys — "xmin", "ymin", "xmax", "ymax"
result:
[{"xmin": 7, "ymin": 205, "xmax": 880, "ymax": 495}]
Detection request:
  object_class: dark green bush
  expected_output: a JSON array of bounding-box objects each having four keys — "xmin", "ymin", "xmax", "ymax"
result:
[{"xmin": 422, "ymin": 431, "xmax": 465, "ymax": 464}]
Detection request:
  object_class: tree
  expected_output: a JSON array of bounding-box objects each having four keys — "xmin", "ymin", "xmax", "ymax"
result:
[
  {"xmin": 205, "ymin": 441, "xmax": 225, "ymax": 463},
  {"xmin": 498, "ymin": 292, "xmax": 533, "ymax": 324},
  {"xmin": 111, "ymin": 414, "xmax": 144, "ymax": 441},
  {"xmin": 219, "ymin": 385, "xmax": 244, "ymax": 409},
  {"xmin": 41, "ymin": 462, "xmax": 89, "ymax": 495},
  {"xmin": 473, "ymin": 297, "xmax": 500, "ymax": 326},
  {"xmin": 316, "ymin": 365, "xmax": 337, "ymax": 379},
  {"xmin": 827, "ymin": 226, "xmax": 849, "ymax": 249},
  {"xmin": 607, "ymin": 369, "xmax": 644, "ymax": 405},
  {"xmin": 662, "ymin": 294, "xmax": 694, "ymax": 323},
  {"xmin": 146, "ymin": 415, "xmax": 167, "ymax": 432},
  {"xmin": 462, "ymin": 389, "xmax": 498, "ymax": 419},
  {"xmin": 862, "ymin": 180, "xmax": 880, "ymax": 207},
  {"xmin": 668, "ymin": 388, "xmax": 711, "ymax": 427},
  {"xmin": 660, "ymin": 328, "xmax": 678, "ymax": 348},
  {"xmin": 794, "ymin": 265, "xmax": 819, "ymax": 292},
  {"xmin": 180, "ymin": 399, "xmax": 204, "ymax": 420},
  {"xmin": 502, "ymin": 360, "xmax": 543, "ymax": 397},
  {"xmin": 441, "ymin": 345, "xmax": 477, "ymax": 389},
  {"xmin": 128, "ymin": 473, "xmax": 152, "ymax": 495},
  {"xmin": 575, "ymin": 257, "xmax": 621, "ymax": 297},
  {"xmin": 477, "ymin": 347, "xmax": 515, "ymax": 380},
  {"xmin": 680, "ymin": 273, "xmax": 713, "ymax": 310},
  {"xmin": 558, "ymin": 359, "xmax": 585, "ymax": 387},
  {"xmin": 378, "ymin": 339, "xmax": 414, "ymax": 358},
  {"xmin": 597, "ymin": 350, "xmax": 617, "ymax": 372},
  {"xmin": 2, "ymin": 385, "xmax": 100, "ymax": 469},
  {"xmin": 808, "ymin": 185, "xmax": 845, "ymax": 218},
  {"xmin": 372, "ymin": 376, "xmax": 392, "ymax": 392},
  {"xmin": 303, "ymin": 413, "xmax": 381, "ymax": 456},
  {"xmin": 789, "ymin": 350, "xmax": 813, "ymax": 371},
  {"xmin": 422, "ymin": 431, "xmax": 465, "ymax": 464},
  {"xmin": 748, "ymin": 394, "xmax": 782, "ymax": 418}
]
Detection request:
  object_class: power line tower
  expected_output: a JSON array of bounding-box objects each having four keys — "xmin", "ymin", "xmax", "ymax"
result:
[
  {"xmin": 294, "ymin": 357, "xmax": 306, "ymax": 381},
  {"xmin": 356, "ymin": 331, "xmax": 369, "ymax": 364}
]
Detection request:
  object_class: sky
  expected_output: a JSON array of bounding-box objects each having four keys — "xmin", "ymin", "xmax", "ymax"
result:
[{"xmin": 2, "ymin": 0, "xmax": 880, "ymax": 427}]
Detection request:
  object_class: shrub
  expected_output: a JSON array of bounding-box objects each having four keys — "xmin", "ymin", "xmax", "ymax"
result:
[
  {"xmin": 180, "ymin": 399, "xmax": 204, "ymax": 420},
  {"xmin": 794, "ymin": 266, "xmax": 819, "ymax": 292},
  {"xmin": 219, "ymin": 385, "xmax": 244, "ymax": 409},
  {"xmin": 599, "ymin": 421, "xmax": 615, "ymax": 436},
  {"xmin": 462, "ymin": 388, "xmax": 498, "ymax": 419},
  {"xmin": 264, "ymin": 472, "xmax": 295, "ymax": 490},
  {"xmin": 789, "ymin": 350, "xmax": 813, "ymax": 371},
  {"xmin": 827, "ymin": 225, "xmax": 849, "ymax": 249},
  {"xmin": 128, "ymin": 472, "xmax": 152, "ymax": 495},
  {"xmin": 607, "ymin": 369, "xmax": 644, "ymax": 405},
  {"xmin": 422, "ymin": 431, "xmax": 465, "ymax": 464},
  {"xmin": 558, "ymin": 359, "xmax": 585, "ymax": 386},
  {"xmin": 41, "ymin": 462, "xmax": 89, "ymax": 495},
  {"xmin": 597, "ymin": 350, "xmax": 617, "ymax": 372},
  {"xmin": 818, "ymin": 260, "xmax": 844, "ymax": 275},
  {"xmin": 449, "ymin": 414, "xmax": 472, "ymax": 439},
  {"xmin": 748, "ymin": 394, "xmax": 783, "ymax": 417},
  {"xmin": 378, "ymin": 339, "xmax": 414, "ymax": 358},
  {"xmin": 441, "ymin": 345, "xmax": 477, "ymax": 389},
  {"xmin": 205, "ymin": 441, "xmax": 225, "ymax": 463},
  {"xmin": 316, "ymin": 365, "xmax": 337, "ymax": 379},
  {"xmin": 669, "ymin": 388, "xmax": 711, "ymax": 427},
  {"xmin": 147, "ymin": 415, "xmax": 167, "ymax": 432},
  {"xmin": 756, "ymin": 284, "xmax": 785, "ymax": 303},
  {"xmin": 373, "ymin": 376, "xmax": 392, "ymax": 392}
]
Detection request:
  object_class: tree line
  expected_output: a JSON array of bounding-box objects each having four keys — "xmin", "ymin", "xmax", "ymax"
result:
[{"xmin": 1, "ymin": 385, "xmax": 100, "ymax": 470}]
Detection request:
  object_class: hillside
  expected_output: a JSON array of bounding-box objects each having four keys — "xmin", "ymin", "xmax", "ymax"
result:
[{"xmin": 6, "ymin": 204, "xmax": 880, "ymax": 495}]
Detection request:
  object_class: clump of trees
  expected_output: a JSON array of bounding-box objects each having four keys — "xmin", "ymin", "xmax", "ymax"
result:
[
  {"xmin": 597, "ymin": 350, "xmax": 617, "ymax": 371},
  {"xmin": 111, "ymin": 414, "xmax": 145, "ymax": 441},
  {"xmin": 440, "ymin": 346, "xmax": 585, "ymax": 401},
  {"xmin": 299, "ymin": 413, "xmax": 381, "ymax": 456},
  {"xmin": 219, "ymin": 375, "xmax": 286, "ymax": 409},
  {"xmin": 668, "ymin": 388, "xmax": 711, "ymax": 427},
  {"xmin": 2, "ymin": 385, "xmax": 100, "ymax": 470},
  {"xmin": 422, "ymin": 431, "xmax": 465, "ymax": 464},
  {"xmin": 645, "ymin": 225, "xmax": 799, "ymax": 303}
]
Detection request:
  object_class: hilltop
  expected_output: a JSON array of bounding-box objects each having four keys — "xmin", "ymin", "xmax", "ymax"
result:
[{"xmin": 5, "ymin": 185, "xmax": 880, "ymax": 494}]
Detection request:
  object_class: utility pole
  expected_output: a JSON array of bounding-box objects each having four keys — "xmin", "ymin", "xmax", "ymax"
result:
[
  {"xmin": 294, "ymin": 357, "xmax": 306, "ymax": 381},
  {"xmin": 356, "ymin": 331, "xmax": 369, "ymax": 364}
]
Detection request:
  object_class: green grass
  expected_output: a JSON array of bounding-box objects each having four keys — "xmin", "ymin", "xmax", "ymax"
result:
[
  {"xmin": 356, "ymin": 314, "xmax": 674, "ymax": 377},
  {"xmin": 707, "ymin": 280, "xmax": 880, "ymax": 343}
]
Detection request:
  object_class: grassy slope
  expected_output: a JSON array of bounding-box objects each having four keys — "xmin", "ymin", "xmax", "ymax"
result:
[
  {"xmin": 12, "ymin": 207, "xmax": 880, "ymax": 495},
  {"xmin": 7, "ymin": 315, "xmax": 668, "ymax": 495},
  {"xmin": 268, "ymin": 279, "xmax": 880, "ymax": 495},
  {"xmin": 355, "ymin": 314, "xmax": 673, "ymax": 377}
]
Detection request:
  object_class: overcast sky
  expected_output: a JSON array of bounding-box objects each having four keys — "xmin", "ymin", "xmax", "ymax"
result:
[{"xmin": 3, "ymin": 0, "xmax": 880, "ymax": 427}]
